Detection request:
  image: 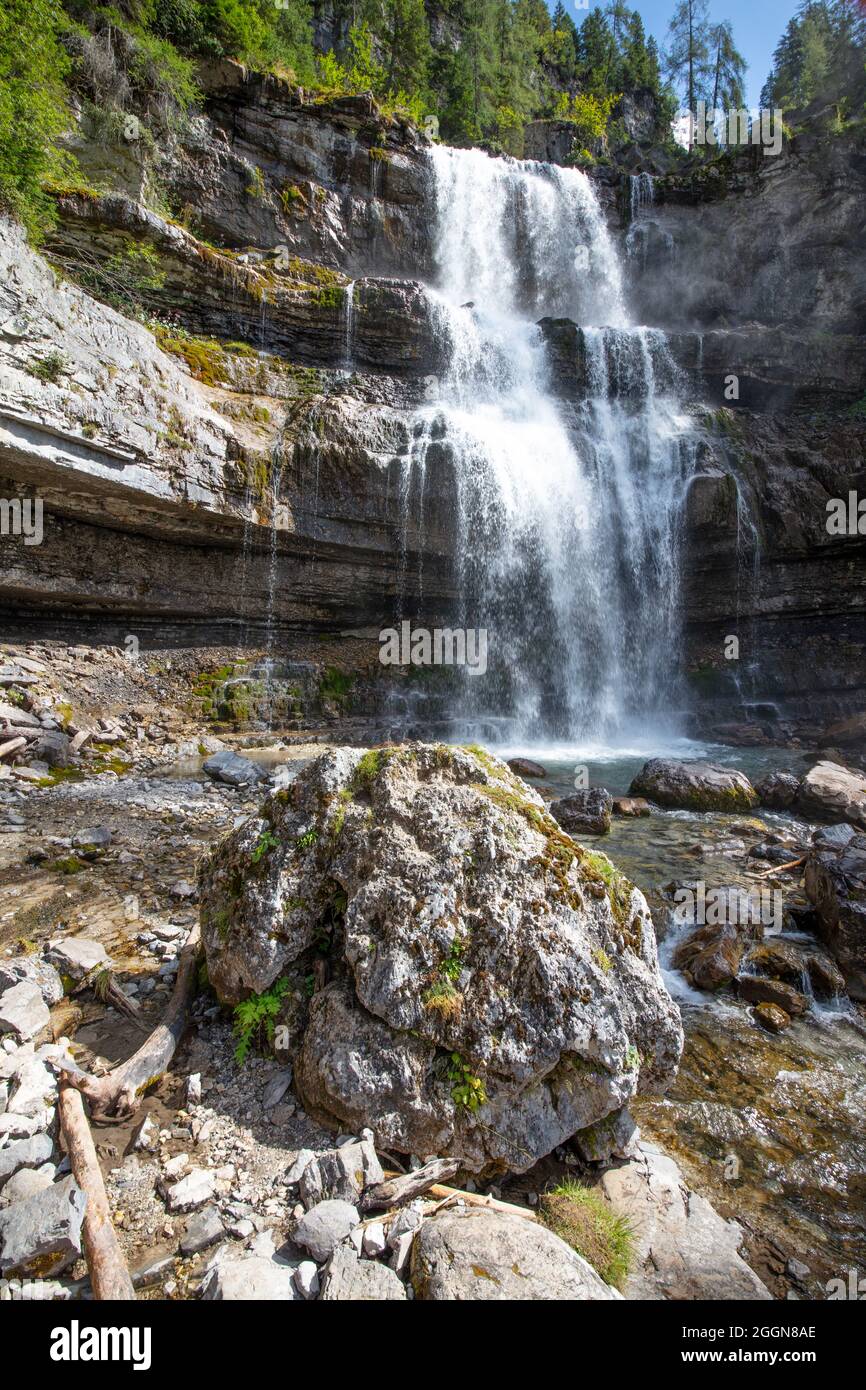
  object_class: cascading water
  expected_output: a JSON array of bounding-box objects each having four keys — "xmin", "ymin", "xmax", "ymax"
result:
[{"xmin": 412, "ymin": 145, "xmax": 696, "ymax": 747}]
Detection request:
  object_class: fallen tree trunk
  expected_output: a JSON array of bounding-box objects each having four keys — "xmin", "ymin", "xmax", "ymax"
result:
[
  {"xmin": 58, "ymin": 1083, "xmax": 136, "ymax": 1300},
  {"xmin": 57, "ymin": 923, "xmax": 202, "ymax": 1121}
]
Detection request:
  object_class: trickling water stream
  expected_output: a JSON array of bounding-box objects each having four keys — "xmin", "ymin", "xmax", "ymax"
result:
[{"xmin": 413, "ymin": 146, "xmax": 697, "ymax": 745}]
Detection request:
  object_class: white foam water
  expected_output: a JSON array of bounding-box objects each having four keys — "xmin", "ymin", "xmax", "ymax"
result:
[{"xmin": 410, "ymin": 145, "xmax": 696, "ymax": 745}]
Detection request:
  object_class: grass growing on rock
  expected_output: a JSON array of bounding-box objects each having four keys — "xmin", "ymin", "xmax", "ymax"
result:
[{"xmin": 539, "ymin": 1180, "xmax": 634, "ymax": 1290}]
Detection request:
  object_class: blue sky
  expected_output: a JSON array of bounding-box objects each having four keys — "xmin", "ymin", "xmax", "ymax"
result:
[{"xmin": 556, "ymin": 1, "xmax": 799, "ymax": 108}]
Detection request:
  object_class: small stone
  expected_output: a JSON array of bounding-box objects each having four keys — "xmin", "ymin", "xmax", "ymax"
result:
[
  {"xmin": 293, "ymin": 1259, "xmax": 320, "ymax": 1299},
  {"xmin": 163, "ymin": 1152, "xmax": 189, "ymax": 1180},
  {"xmin": 285, "ymin": 1148, "xmax": 314, "ymax": 1185},
  {"xmin": 0, "ymin": 982, "xmax": 49, "ymax": 1041},
  {"xmin": 133, "ymin": 1114, "xmax": 158, "ymax": 1152},
  {"xmin": 164, "ymin": 1168, "xmax": 216, "ymax": 1212},
  {"xmin": 362, "ymin": 1222, "xmax": 388, "ymax": 1258},
  {"xmin": 0, "ymin": 1133, "xmax": 54, "ymax": 1189},
  {"xmin": 261, "ymin": 1068, "xmax": 292, "ymax": 1110},
  {"xmin": 202, "ymin": 1254, "xmax": 298, "ymax": 1300},
  {"xmin": 293, "ymin": 1199, "xmax": 360, "ymax": 1263},
  {"xmin": 185, "ymin": 1073, "xmax": 202, "ymax": 1106}
]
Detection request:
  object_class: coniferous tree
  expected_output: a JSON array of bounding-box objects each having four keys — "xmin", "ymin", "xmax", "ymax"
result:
[
  {"xmin": 708, "ymin": 19, "xmax": 746, "ymax": 110},
  {"xmin": 664, "ymin": 0, "xmax": 711, "ymax": 123}
]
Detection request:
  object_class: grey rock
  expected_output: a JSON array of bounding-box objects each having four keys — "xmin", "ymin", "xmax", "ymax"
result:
[
  {"xmin": 163, "ymin": 1167, "xmax": 216, "ymax": 1212},
  {"xmin": 0, "ymin": 1166, "xmax": 55, "ymax": 1208},
  {"xmin": 285, "ymin": 1148, "xmax": 315, "ymax": 1185},
  {"xmin": 0, "ymin": 982, "xmax": 50, "ymax": 1041},
  {"xmin": 411, "ymin": 1207, "xmax": 622, "ymax": 1301},
  {"xmin": 572, "ymin": 1106, "xmax": 639, "ymax": 1163},
  {"xmin": 599, "ymin": 1141, "xmax": 772, "ymax": 1300},
  {"xmin": 0, "ymin": 1133, "xmax": 55, "ymax": 1189},
  {"xmin": 31, "ymin": 730, "xmax": 71, "ymax": 769},
  {"xmin": 805, "ymin": 840, "xmax": 866, "ymax": 998},
  {"xmin": 202, "ymin": 1253, "xmax": 298, "ymax": 1300},
  {"xmin": 0, "ymin": 1175, "xmax": 86, "ymax": 1277},
  {"xmin": 630, "ymin": 759, "xmax": 758, "ymax": 812},
  {"xmin": 798, "ymin": 761, "xmax": 866, "ymax": 828},
  {"xmin": 813, "ymin": 823, "xmax": 857, "ymax": 849},
  {"xmin": 201, "ymin": 745, "xmax": 682, "ymax": 1175},
  {"xmin": 293, "ymin": 1199, "xmax": 359, "ymax": 1263},
  {"xmin": 299, "ymin": 1139, "xmax": 384, "ymax": 1209},
  {"xmin": 45, "ymin": 937, "xmax": 110, "ymax": 980},
  {"xmin": 72, "ymin": 826, "xmax": 112, "ymax": 851},
  {"xmin": 261, "ymin": 1067, "xmax": 292, "ymax": 1110},
  {"xmin": 550, "ymin": 788, "xmax": 613, "ymax": 836},
  {"xmin": 0, "ymin": 958, "xmax": 64, "ymax": 1007},
  {"xmin": 319, "ymin": 1242, "xmax": 407, "ymax": 1301},
  {"xmin": 755, "ymin": 772, "xmax": 800, "ymax": 809},
  {"xmin": 180, "ymin": 1206, "xmax": 224, "ymax": 1255},
  {"xmin": 203, "ymin": 751, "xmax": 265, "ymax": 787}
]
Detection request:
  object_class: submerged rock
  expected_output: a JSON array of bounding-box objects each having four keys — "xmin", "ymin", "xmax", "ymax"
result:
[
  {"xmin": 754, "ymin": 1002, "xmax": 791, "ymax": 1034},
  {"xmin": 411, "ymin": 1206, "xmax": 621, "ymax": 1300},
  {"xmin": 200, "ymin": 744, "xmax": 683, "ymax": 1174},
  {"xmin": 629, "ymin": 759, "xmax": 758, "ymax": 812},
  {"xmin": 737, "ymin": 975, "xmax": 809, "ymax": 1016},
  {"xmin": 549, "ymin": 788, "xmax": 613, "ymax": 836}
]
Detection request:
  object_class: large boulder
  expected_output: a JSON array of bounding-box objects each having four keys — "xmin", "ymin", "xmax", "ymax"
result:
[
  {"xmin": 549, "ymin": 788, "xmax": 613, "ymax": 836},
  {"xmin": 805, "ymin": 838, "xmax": 866, "ymax": 998},
  {"xmin": 200, "ymin": 744, "xmax": 683, "ymax": 1174},
  {"xmin": 410, "ymin": 1206, "xmax": 622, "ymax": 1300},
  {"xmin": 796, "ymin": 761, "xmax": 866, "ymax": 828},
  {"xmin": 629, "ymin": 760, "xmax": 758, "ymax": 812}
]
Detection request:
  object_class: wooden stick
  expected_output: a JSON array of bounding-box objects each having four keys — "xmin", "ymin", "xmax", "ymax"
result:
[
  {"xmin": 56, "ymin": 924, "xmax": 201, "ymax": 1121},
  {"xmin": 58, "ymin": 1083, "xmax": 136, "ymax": 1300},
  {"xmin": 361, "ymin": 1157, "xmax": 460, "ymax": 1212},
  {"xmin": 426, "ymin": 1183, "xmax": 538, "ymax": 1221},
  {"xmin": 754, "ymin": 856, "xmax": 806, "ymax": 878}
]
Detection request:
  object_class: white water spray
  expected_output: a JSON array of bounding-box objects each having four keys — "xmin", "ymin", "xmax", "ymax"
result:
[{"xmin": 410, "ymin": 146, "xmax": 695, "ymax": 744}]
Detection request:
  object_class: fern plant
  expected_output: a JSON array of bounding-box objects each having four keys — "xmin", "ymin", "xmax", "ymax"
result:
[{"xmin": 233, "ymin": 977, "xmax": 291, "ymax": 1065}]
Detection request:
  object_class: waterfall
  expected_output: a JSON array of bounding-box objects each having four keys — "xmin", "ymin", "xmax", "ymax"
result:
[{"xmin": 416, "ymin": 145, "xmax": 695, "ymax": 747}]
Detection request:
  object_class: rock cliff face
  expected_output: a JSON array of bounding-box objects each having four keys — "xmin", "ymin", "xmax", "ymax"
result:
[
  {"xmin": 1, "ymin": 69, "xmax": 864, "ymax": 734},
  {"xmin": 626, "ymin": 126, "xmax": 866, "ymax": 736}
]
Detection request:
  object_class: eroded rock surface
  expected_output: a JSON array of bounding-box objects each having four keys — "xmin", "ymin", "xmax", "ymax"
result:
[{"xmin": 200, "ymin": 744, "xmax": 683, "ymax": 1173}]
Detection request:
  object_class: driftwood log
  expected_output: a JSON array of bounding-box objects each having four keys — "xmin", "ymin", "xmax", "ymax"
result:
[
  {"xmin": 361, "ymin": 1158, "xmax": 460, "ymax": 1211},
  {"xmin": 57, "ymin": 923, "xmax": 202, "ymax": 1121},
  {"xmin": 57, "ymin": 1084, "xmax": 136, "ymax": 1299}
]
